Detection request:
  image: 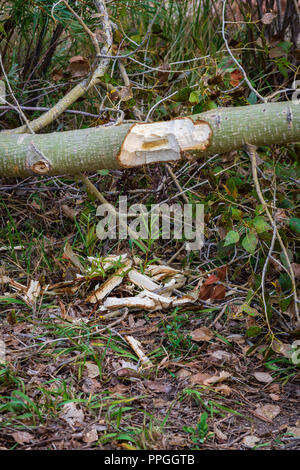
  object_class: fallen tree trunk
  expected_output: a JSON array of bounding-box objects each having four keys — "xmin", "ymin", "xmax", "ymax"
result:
[{"xmin": 0, "ymin": 101, "xmax": 299, "ymax": 177}]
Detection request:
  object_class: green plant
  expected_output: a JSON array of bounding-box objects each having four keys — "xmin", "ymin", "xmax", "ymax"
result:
[{"xmin": 183, "ymin": 412, "xmax": 213, "ymax": 448}]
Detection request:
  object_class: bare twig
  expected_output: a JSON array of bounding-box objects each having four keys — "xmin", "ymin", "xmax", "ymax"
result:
[
  {"xmin": 222, "ymin": 0, "xmax": 266, "ymax": 103},
  {"xmin": 245, "ymin": 143, "xmax": 299, "ymax": 324}
]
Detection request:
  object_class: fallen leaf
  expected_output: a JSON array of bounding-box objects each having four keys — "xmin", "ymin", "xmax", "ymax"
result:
[
  {"xmin": 190, "ymin": 370, "xmax": 230, "ymax": 386},
  {"xmin": 51, "ymin": 68, "xmax": 63, "ymax": 81},
  {"xmin": 242, "ymin": 435, "xmax": 260, "ymax": 448},
  {"xmin": 61, "ymin": 204, "xmax": 77, "ymax": 221},
  {"xmin": 12, "ymin": 431, "xmax": 33, "ymax": 445},
  {"xmin": 230, "ymin": 69, "xmax": 243, "ymax": 87},
  {"xmin": 144, "ymin": 380, "xmax": 172, "ymax": 393},
  {"xmin": 204, "ymin": 274, "xmax": 219, "ymax": 286},
  {"xmin": 292, "ymin": 263, "xmax": 300, "ymax": 278},
  {"xmin": 85, "ymin": 362, "xmax": 100, "ymax": 379},
  {"xmin": 211, "ymin": 284, "xmax": 226, "ymax": 300},
  {"xmin": 208, "ymin": 349, "xmax": 232, "ymax": 363},
  {"xmin": 216, "ymin": 266, "xmax": 227, "ymax": 281},
  {"xmin": 214, "ymin": 426, "xmax": 228, "ymax": 441},
  {"xmin": 254, "ymin": 372, "xmax": 273, "ymax": 383},
  {"xmin": 176, "ymin": 368, "xmax": 192, "ymax": 379},
  {"xmin": 68, "ymin": 55, "xmax": 90, "ymax": 78},
  {"xmin": 82, "ymin": 428, "xmax": 98, "ymax": 443},
  {"xmin": 119, "ymin": 86, "xmax": 133, "ymax": 102},
  {"xmin": 190, "ymin": 372, "xmax": 212, "ymax": 386},
  {"xmin": 269, "ymin": 393, "xmax": 281, "ymax": 401},
  {"xmin": 203, "ymin": 371, "xmax": 231, "ymax": 385},
  {"xmin": 198, "ymin": 284, "xmax": 214, "ymax": 300},
  {"xmin": 60, "ymin": 402, "xmax": 85, "ymax": 427},
  {"xmin": 190, "ymin": 326, "xmax": 213, "ymax": 342},
  {"xmin": 157, "ymin": 63, "xmax": 171, "ymax": 84},
  {"xmin": 286, "ymin": 427, "xmax": 300, "ymax": 438},
  {"xmin": 255, "ymin": 404, "xmax": 280, "ymax": 421},
  {"xmin": 214, "ymin": 384, "xmax": 232, "ymax": 396},
  {"xmin": 261, "ymin": 12, "xmax": 277, "ymax": 24}
]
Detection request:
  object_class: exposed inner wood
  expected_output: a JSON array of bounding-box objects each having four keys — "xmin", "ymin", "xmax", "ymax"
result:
[{"xmin": 118, "ymin": 118, "xmax": 212, "ymax": 167}]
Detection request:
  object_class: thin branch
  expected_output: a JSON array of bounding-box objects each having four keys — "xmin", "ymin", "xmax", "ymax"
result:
[
  {"xmin": 222, "ymin": 0, "xmax": 266, "ymax": 103},
  {"xmin": 6, "ymin": 0, "xmax": 113, "ymax": 134},
  {"xmin": 245, "ymin": 143, "xmax": 299, "ymax": 325},
  {"xmin": 62, "ymin": 0, "xmax": 100, "ymax": 56}
]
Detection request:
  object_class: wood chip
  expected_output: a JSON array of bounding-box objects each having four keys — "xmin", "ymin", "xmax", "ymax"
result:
[
  {"xmin": 86, "ymin": 259, "xmax": 132, "ymax": 303},
  {"xmin": 125, "ymin": 335, "xmax": 153, "ymax": 367},
  {"xmin": 127, "ymin": 268, "xmax": 160, "ymax": 291}
]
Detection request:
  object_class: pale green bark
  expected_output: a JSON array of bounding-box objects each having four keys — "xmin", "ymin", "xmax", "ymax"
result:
[{"xmin": 0, "ymin": 101, "xmax": 299, "ymax": 177}]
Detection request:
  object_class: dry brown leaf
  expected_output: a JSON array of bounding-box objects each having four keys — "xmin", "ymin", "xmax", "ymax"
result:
[
  {"xmin": 60, "ymin": 402, "xmax": 85, "ymax": 427},
  {"xmin": 269, "ymin": 45, "xmax": 287, "ymax": 58},
  {"xmin": 68, "ymin": 55, "xmax": 90, "ymax": 78},
  {"xmin": 242, "ymin": 435, "xmax": 260, "ymax": 448},
  {"xmin": 157, "ymin": 63, "xmax": 171, "ymax": 84},
  {"xmin": 254, "ymin": 372, "xmax": 273, "ymax": 383},
  {"xmin": 286, "ymin": 427, "xmax": 300, "ymax": 438},
  {"xmin": 255, "ymin": 404, "xmax": 281, "ymax": 421},
  {"xmin": 85, "ymin": 362, "xmax": 100, "ymax": 379},
  {"xmin": 119, "ymin": 86, "xmax": 133, "ymax": 102},
  {"xmin": 208, "ymin": 349, "xmax": 232, "ymax": 363},
  {"xmin": 261, "ymin": 12, "xmax": 277, "ymax": 24},
  {"xmin": 82, "ymin": 428, "xmax": 98, "ymax": 443},
  {"xmin": 12, "ymin": 431, "xmax": 33, "ymax": 445},
  {"xmin": 61, "ymin": 204, "xmax": 78, "ymax": 221},
  {"xmin": 176, "ymin": 368, "xmax": 192, "ymax": 379},
  {"xmin": 214, "ymin": 426, "xmax": 228, "ymax": 441},
  {"xmin": 211, "ymin": 284, "xmax": 226, "ymax": 300},
  {"xmin": 214, "ymin": 384, "xmax": 232, "ymax": 396},
  {"xmin": 144, "ymin": 380, "xmax": 172, "ymax": 394},
  {"xmin": 269, "ymin": 393, "xmax": 281, "ymax": 401},
  {"xmin": 292, "ymin": 263, "xmax": 300, "ymax": 278},
  {"xmin": 189, "ymin": 372, "xmax": 212, "ymax": 386},
  {"xmin": 190, "ymin": 326, "xmax": 213, "ymax": 342},
  {"xmin": 51, "ymin": 68, "xmax": 64, "ymax": 82},
  {"xmin": 95, "ymin": 28, "xmax": 106, "ymax": 43},
  {"xmin": 230, "ymin": 69, "xmax": 243, "ymax": 87},
  {"xmin": 203, "ymin": 371, "xmax": 231, "ymax": 385}
]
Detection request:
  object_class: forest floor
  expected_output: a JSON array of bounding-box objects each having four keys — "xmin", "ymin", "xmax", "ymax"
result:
[{"xmin": 0, "ymin": 158, "xmax": 300, "ymax": 450}]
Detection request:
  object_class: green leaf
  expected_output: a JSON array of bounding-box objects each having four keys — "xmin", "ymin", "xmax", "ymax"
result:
[
  {"xmin": 173, "ymin": 87, "xmax": 192, "ymax": 102},
  {"xmin": 224, "ymin": 230, "xmax": 240, "ymax": 246},
  {"xmin": 248, "ymin": 91, "xmax": 258, "ymax": 105},
  {"xmin": 241, "ymin": 303, "xmax": 259, "ymax": 316},
  {"xmin": 206, "ymin": 100, "xmax": 218, "ymax": 110},
  {"xmin": 189, "ymin": 91, "xmax": 200, "ymax": 104},
  {"xmin": 253, "ymin": 216, "xmax": 271, "ymax": 233},
  {"xmin": 246, "ymin": 326, "xmax": 262, "ymax": 337},
  {"xmin": 280, "ymin": 249, "xmax": 293, "ymax": 269},
  {"xmin": 279, "ymin": 273, "xmax": 292, "ymax": 291},
  {"xmin": 289, "ymin": 218, "xmax": 300, "ymax": 235},
  {"xmin": 242, "ymin": 233, "xmax": 258, "ymax": 254},
  {"xmin": 231, "ymin": 208, "xmax": 242, "ymax": 220},
  {"xmin": 0, "ymin": 297, "xmax": 26, "ymax": 305}
]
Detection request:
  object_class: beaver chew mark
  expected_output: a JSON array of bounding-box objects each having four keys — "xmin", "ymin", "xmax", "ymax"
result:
[
  {"xmin": 118, "ymin": 118, "xmax": 211, "ymax": 167},
  {"xmin": 31, "ymin": 160, "xmax": 50, "ymax": 174}
]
